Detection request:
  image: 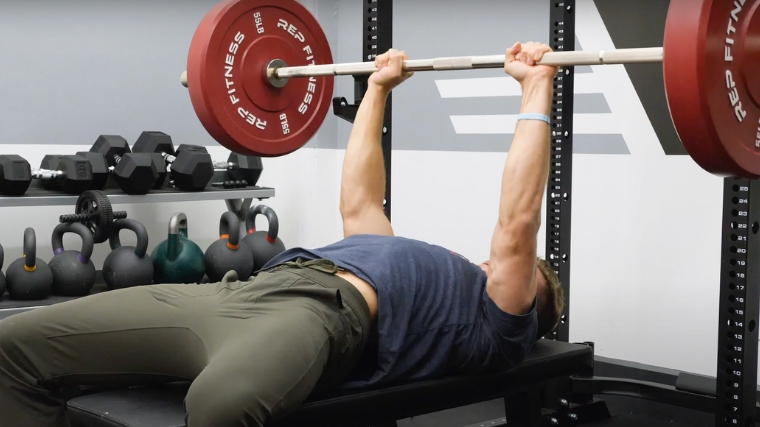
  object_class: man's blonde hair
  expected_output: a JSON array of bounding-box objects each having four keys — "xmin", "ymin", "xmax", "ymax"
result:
[{"xmin": 536, "ymin": 258, "xmax": 564, "ymax": 338}]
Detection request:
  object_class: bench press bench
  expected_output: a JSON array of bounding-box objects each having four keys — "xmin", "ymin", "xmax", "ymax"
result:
[{"xmin": 66, "ymin": 339, "xmax": 593, "ymax": 427}]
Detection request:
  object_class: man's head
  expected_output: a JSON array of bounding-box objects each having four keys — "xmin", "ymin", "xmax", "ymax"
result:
[{"xmin": 479, "ymin": 258, "xmax": 564, "ymax": 339}]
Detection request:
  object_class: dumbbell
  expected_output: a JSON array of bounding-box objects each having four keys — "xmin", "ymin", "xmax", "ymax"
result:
[
  {"xmin": 132, "ymin": 131, "xmax": 214, "ymax": 192},
  {"xmin": 0, "ymin": 155, "xmax": 93, "ymax": 196},
  {"xmin": 177, "ymin": 144, "xmax": 263, "ymax": 187},
  {"xmin": 76, "ymin": 135, "xmax": 161, "ymax": 195}
]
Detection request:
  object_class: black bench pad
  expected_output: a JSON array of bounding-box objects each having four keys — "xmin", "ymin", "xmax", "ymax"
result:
[{"xmin": 67, "ymin": 339, "xmax": 592, "ymax": 427}]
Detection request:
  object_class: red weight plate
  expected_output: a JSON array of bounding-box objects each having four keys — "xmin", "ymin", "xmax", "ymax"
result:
[
  {"xmin": 187, "ymin": 0, "xmax": 334, "ymax": 157},
  {"xmin": 664, "ymin": 0, "xmax": 760, "ymax": 179}
]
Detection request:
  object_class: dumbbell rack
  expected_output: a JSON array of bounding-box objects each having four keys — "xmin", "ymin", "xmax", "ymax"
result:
[{"xmin": 0, "ymin": 179, "xmax": 274, "ymax": 321}]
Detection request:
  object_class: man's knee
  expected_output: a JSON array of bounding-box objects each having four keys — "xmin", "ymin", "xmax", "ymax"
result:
[
  {"xmin": 0, "ymin": 315, "xmax": 44, "ymax": 363},
  {"xmin": 185, "ymin": 378, "xmax": 271, "ymax": 427}
]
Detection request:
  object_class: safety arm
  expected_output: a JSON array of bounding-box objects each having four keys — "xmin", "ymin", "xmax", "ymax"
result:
[
  {"xmin": 339, "ymin": 85, "xmax": 394, "ymax": 237},
  {"xmin": 487, "ymin": 76, "xmax": 554, "ymax": 315}
]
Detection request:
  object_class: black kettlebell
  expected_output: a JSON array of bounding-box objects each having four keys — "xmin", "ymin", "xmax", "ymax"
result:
[
  {"xmin": 6, "ymin": 228, "xmax": 53, "ymax": 300},
  {"xmin": 242, "ymin": 205, "xmax": 286, "ymax": 272},
  {"xmin": 103, "ymin": 219, "xmax": 154, "ymax": 290},
  {"xmin": 151, "ymin": 213, "xmax": 206, "ymax": 284},
  {"xmin": 205, "ymin": 212, "xmax": 254, "ymax": 282},
  {"xmin": 49, "ymin": 223, "xmax": 96, "ymax": 297},
  {"xmin": 0, "ymin": 244, "xmax": 6, "ymax": 299}
]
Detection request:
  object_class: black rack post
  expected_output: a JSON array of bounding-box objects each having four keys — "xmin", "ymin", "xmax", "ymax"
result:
[
  {"xmin": 545, "ymin": 0, "xmax": 575, "ymax": 342},
  {"xmin": 715, "ymin": 178, "xmax": 760, "ymax": 427},
  {"xmin": 333, "ymin": 0, "xmax": 393, "ymax": 220},
  {"xmin": 368, "ymin": 0, "xmax": 393, "ymax": 219}
]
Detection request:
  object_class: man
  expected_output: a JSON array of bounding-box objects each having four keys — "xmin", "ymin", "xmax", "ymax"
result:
[{"xmin": 0, "ymin": 42, "xmax": 564, "ymax": 427}]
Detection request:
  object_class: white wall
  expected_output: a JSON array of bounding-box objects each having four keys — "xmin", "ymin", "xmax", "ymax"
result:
[{"xmin": 0, "ymin": 0, "xmax": 741, "ymax": 381}]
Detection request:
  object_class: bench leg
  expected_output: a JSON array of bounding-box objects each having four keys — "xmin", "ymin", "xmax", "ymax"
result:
[{"xmin": 505, "ymin": 388, "xmax": 542, "ymax": 427}]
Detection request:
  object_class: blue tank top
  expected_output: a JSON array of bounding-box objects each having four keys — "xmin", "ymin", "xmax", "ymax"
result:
[{"xmin": 264, "ymin": 234, "xmax": 538, "ymax": 388}]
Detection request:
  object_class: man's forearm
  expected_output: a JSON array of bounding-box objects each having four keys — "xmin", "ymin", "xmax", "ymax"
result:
[
  {"xmin": 340, "ymin": 86, "xmax": 388, "ymax": 216},
  {"xmin": 497, "ymin": 77, "xmax": 554, "ymax": 229}
]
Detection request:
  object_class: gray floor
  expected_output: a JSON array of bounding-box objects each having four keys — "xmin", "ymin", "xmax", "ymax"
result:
[{"xmin": 394, "ymin": 397, "xmax": 699, "ymax": 427}]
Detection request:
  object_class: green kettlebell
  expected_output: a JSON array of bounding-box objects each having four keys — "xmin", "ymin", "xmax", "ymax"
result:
[{"xmin": 151, "ymin": 213, "xmax": 206, "ymax": 284}]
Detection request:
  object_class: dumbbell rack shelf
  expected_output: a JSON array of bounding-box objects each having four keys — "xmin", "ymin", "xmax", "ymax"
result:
[
  {"xmin": 0, "ymin": 185, "xmax": 275, "ymax": 321},
  {"xmin": 0, "ymin": 186, "xmax": 274, "ymax": 208}
]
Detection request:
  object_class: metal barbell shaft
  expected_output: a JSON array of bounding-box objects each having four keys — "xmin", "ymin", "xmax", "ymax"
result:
[
  {"xmin": 274, "ymin": 47, "xmax": 664, "ymax": 78},
  {"xmin": 179, "ymin": 47, "xmax": 663, "ymax": 87}
]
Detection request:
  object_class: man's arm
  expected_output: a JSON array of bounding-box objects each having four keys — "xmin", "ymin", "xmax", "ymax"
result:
[
  {"xmin": 487, "ymin": 42, "xmax": 557, "ymax": 316},
  {"xmin": 340, "ymin": 49, "xmax": 412, "ymax": 238}
]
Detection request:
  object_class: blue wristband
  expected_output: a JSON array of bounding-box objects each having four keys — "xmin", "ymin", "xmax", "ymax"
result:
[{"xmin": 517, "ymin": 113, "xmax": 551, "ymax": 125}]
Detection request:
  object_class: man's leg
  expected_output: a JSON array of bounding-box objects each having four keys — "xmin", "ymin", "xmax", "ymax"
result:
[
  {"xmin": 0, "ymin": 273, "xmax": 246, "ymax": 427},
  {"xmin": 184, "ymin": 266, "xmax": 370, "ymax": 427}
]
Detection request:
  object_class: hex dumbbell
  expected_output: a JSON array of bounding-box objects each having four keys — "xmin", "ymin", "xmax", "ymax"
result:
[
  {"xmin": 133, "ymin": 131, "xmax": 215, "ymax": 192},
  {"xmin": 0, "ymin": 155, "xmax": 93, "ymax": 196},
  {"xmin": 175, "ymin": 144, "xmax": 263, "ymax": 187},
  {"xmin": 78, "ymin": 135, "xmax": 161, "ymax": 195}
]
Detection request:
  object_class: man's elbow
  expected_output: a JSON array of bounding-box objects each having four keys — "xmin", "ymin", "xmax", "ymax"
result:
[{"xmin": 496, "ymin": 214, "xmax": 541, "ymax": 242}]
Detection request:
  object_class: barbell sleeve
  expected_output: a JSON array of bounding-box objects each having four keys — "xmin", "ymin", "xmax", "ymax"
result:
[{"xmin": 179, "ymin": 47, "xmax": 663, "ymax": 87}]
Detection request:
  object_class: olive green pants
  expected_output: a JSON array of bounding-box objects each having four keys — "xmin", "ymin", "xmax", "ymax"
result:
[{"xmin": 0, "ymin": 259, "xmax": 371, "ymax": 427}]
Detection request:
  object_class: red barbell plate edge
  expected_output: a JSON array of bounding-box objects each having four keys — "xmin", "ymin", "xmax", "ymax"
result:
[
  {"xmin": 664, "ymin": 0, "xmax": 760, "ymax": 179},
  {"xmin": 187, "ymin": 0, "xmax": 334, "ymax": 157}
]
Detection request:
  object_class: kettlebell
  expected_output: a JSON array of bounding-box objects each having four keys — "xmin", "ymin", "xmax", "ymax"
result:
[
  {"xmin": 0, "ymin": 244, "xmax": 6, "ymax": 299},
  {"xmin": 151, "ymin": 213, "xmax": 206, "ymax": 284},
  {"xmin": 103, "ymin": 219, "xmax": 154, "ymax": 290},
  {"xmin": 49, "ymin": 223, "xmax": 96, "ymax": 297},
  {"xmin": 6, "ymin": 228, "xmax": 53, "ymax": 300},
  {"xmin": 242, "ymin": 205, "xmax": 286, "ymax": 272},
  {"xmin": 205, "ymin": 212, "xmax": 254, "ymax": 282}
]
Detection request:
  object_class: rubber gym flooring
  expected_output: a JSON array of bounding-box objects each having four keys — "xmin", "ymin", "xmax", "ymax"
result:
[{"xmin": 459, "ymin": 415, "xmax": 690, "ymax": 427}]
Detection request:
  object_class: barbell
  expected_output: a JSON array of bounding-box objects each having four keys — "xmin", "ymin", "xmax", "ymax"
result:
[{"xmin": 180, "ymin": 0, "xmax": 760, "ymax": 179}]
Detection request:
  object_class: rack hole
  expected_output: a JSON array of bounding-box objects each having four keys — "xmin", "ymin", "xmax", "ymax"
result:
[
  {"xmin": 733, "ymin": 184, "xmax": 740, "ymax": 192},
  {"xmin": 729, "ymin": 271, "xmax": 737, "ymax": 279},
  {"xmin": 732, "ymin": 209, "xmax": 739, "ymax": 217},
  {"xmin": 750, "ymin": 320, "xmax": 756, "ymax": 332},
  {"xmin": 753, "ymin": 222, "xmax": 759, "ymax": 234},
  {"xmin": 729, "ymin": 283, "xmax": 736, "ymax": 290},
  {"xmin": 730, "ymin": 246, "xmax": 737, "ymax": 254},
  {"xmin": 729, "ymin": 295, "xmax": 736, "ymax": 302},
  {"xmin": 731, "ymin": 234, "xmax": 738, "ymax": 242},
  {"xmin": 733, "ymin": 197, "xmax": 740, "ymax": 205}
]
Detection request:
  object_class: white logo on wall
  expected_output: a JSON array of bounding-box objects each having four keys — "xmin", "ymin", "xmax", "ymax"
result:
[{"xmin": 434, "ymin": 0, "xmax": 661, "ymax": 157}]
